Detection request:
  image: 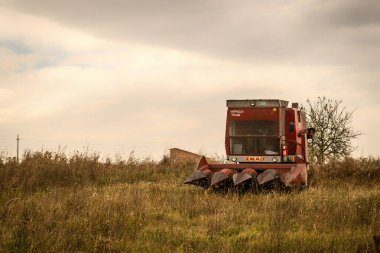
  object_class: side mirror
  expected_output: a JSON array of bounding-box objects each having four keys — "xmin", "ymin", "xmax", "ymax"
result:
[
  {"xmin": 289, "ymin": 122, "xmax": 295, "ymax": 132},
  {"xmin": 306, "ymin": 128, "xmax": 315, "ymax": 139}
]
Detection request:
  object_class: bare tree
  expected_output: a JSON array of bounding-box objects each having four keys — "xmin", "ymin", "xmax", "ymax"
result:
[{"xmin": 305, "ymin": 97, "xmax": 361, "ymax": 164}]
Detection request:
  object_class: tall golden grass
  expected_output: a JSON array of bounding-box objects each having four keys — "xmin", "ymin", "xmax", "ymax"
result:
[{"xmin": 0, "ymin": 150, "xmax": 379, "ymax": 252}]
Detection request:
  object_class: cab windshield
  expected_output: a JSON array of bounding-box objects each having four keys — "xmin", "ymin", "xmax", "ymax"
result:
[{"xmin": 229, "ymin": 109, "xmax": 280, "ymax": 155}]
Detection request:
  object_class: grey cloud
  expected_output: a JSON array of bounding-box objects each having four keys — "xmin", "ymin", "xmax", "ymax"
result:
[
  {"xmin": 0, "ymin": 40, "xmax": 34, "ymax": 54},
  {"xmin": 306, "ymin": 0, "xmax": 380, "ymax": 28},
  {"xmin": 3, "ymin": 0, "xmax": 379, "ymax": 65}
]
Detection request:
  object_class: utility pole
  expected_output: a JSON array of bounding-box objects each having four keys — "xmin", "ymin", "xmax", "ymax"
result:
[{"xmin": 16, "ymin": 134, "xmax": 20, "ymax": 164}]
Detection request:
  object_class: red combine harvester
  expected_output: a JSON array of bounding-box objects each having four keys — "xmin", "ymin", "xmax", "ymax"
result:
[{"xmin": 185, "ymin": 99, "xmax": 315, "ymax": 191}]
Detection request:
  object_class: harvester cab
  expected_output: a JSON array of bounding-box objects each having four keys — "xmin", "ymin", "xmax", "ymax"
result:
[{"xmin": 185, "ymin": 99, "xmax": 315, "ymax": 191}]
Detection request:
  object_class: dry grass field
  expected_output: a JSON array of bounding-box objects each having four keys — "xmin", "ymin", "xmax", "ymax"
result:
[{"xmin": 0, "ymin": 151, "xmax": 379, "ymax": 252}]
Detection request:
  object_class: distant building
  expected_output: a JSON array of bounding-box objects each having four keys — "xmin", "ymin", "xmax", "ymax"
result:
[{"xmin": 169, "ymin": 148, "xmax": 202, "ymax": 164}]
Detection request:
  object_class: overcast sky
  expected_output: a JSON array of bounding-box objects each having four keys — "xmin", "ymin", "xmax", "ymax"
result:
[{"xmin": 0, "ymin": 0, "xmax": 379, "ymax": 159}]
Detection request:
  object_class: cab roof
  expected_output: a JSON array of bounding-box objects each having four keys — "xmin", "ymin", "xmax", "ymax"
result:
[{"xmin": 227, "ymin": 99, "xmax": 289, "ymax": 108}]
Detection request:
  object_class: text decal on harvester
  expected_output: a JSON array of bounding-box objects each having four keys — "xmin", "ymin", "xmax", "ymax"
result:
[
  {"xmin": 244, "ymin": 156, "xmax": 265, "ymax": 162},
  {"xmin": 231, "ymin": 110, "xmax": 244, "ymax": 117}
]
